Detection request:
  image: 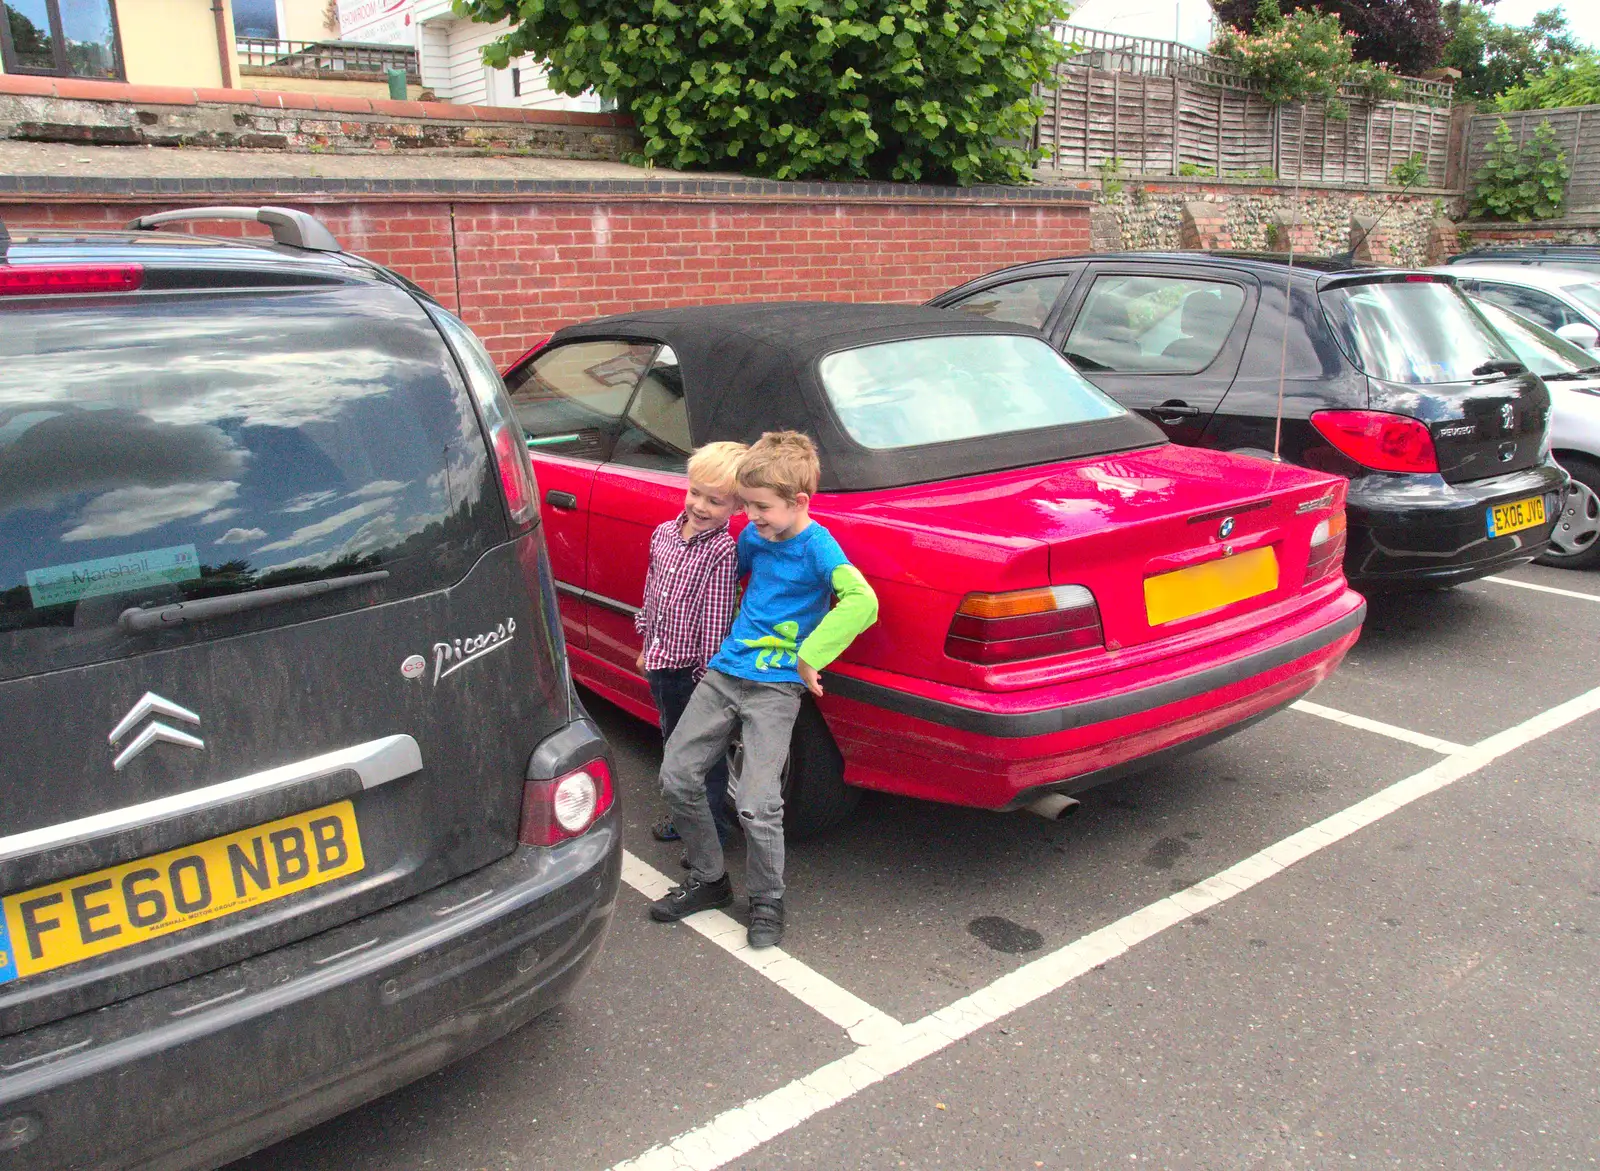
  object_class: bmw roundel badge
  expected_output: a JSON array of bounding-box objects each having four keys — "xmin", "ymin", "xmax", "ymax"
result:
[{"xmin": 1218, "ymin": 516, "xmax": 1235, "ymax": 539}]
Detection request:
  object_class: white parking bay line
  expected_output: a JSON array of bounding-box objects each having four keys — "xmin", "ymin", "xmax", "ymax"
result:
[
  {"xmin": 620, "ymin": 851, "xmax": 903, "ymax": 1046},
  {"xmin": 1484, "ymin": 575, "xmax": 1600, "ymax": 603},
  {"xmin": 1290, "ymin": 699, "xmax": 1467, "ymax": 754},
  {"xmin": 610, "ymin": 683, "xmax": 1600, "ymax": 1171}
]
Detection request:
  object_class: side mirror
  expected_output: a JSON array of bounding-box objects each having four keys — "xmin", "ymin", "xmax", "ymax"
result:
[{"xmin": 1555, "ymin": 321, "xmax": 1600, "ymax": 351}]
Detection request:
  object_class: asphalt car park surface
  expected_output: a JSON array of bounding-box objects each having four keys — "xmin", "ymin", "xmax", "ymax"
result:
[{"xmin": 229, "ymin": 563, "xmax": 1600, "ymax": 1171}]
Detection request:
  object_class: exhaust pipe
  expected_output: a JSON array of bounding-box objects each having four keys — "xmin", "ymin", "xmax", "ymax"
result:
[{"xmin": 1024, "ymin": 793, "xmax": 1081, "ymax": 820}]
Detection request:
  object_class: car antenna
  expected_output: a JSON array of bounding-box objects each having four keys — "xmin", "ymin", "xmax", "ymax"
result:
[
  {"xmin": 1344, "ymin": 159, "xmax": 1430, "ymax": 266},
  {"xmin": 1272, "ymin": 171, "xmax": 1302, "ymax": 463}
]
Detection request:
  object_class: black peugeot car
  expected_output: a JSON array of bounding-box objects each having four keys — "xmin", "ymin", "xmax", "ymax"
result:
[
  {"xmin": 0, "ymin": 208, "xmax": 619, "ymax": 1170},
  {"xmin": 931, "ymin": 253, "xmax": 1567, "ymax": 588}
]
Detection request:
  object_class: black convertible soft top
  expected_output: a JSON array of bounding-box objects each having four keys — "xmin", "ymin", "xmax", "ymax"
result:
[{"xmin": 549, "ymin": 302, "xmax": 1164, "ymax": 492}]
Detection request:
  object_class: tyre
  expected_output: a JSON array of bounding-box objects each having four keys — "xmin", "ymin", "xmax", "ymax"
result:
[
  {"xmin": 729, "ymin": 696, "xmax": 858, "ymax": 841},
  {"xmin": 1537, "ymin": 456, "xmax": 1600, "ymax": 570}
]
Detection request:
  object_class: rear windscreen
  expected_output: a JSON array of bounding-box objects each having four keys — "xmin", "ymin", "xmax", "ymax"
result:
[
  {"xmin": 817, "ymin": 334, "xmax": 1126, "ymax": 450},
  {"xmin": 1320, "ymin": 279, "xmax": 1517, "ymax": 384},
  {"xmin": 0, "ymin": 284, "xmax": 497, "ymax": 680},
  {"xmin": 1472, "ymin": 298, "xmax": 1595, "ymax": 376}
]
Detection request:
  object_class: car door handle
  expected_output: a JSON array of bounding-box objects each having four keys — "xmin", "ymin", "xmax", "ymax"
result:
[
  {"xmin": 1151, "ymin": 400, "xmax": 1202, "ymax": 420},
  {"xmin": 545, "ymin": 490, "xmax": 578, "ymax": 510}
]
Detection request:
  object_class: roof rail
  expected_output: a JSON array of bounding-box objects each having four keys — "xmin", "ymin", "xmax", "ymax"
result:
[{"xmin": 125, "ymin": 206, "xmax": 342, "ymax": 252}]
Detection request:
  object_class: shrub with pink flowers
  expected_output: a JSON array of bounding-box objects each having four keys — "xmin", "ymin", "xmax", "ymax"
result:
[{"xmin": 1212, "ymin": 0, "xmax": 1405, "ymax": 117}]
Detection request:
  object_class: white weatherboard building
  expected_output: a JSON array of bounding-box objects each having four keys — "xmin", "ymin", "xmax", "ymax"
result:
[{"xmin": 406, "ymin": 0, "xmax": 600, "ymax": 110}]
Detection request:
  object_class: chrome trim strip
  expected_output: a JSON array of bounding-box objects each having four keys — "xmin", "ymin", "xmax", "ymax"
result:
[
  {"xmin": 553, "ymin": 579, "xmax": 641, "ymax": 618},
  {"xmin": 0, "ymin": 734, "xmax": 423, "ymax": 865}
]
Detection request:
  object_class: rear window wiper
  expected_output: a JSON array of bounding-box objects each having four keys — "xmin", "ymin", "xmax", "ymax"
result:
[
  {"xmin": 1471, "ymin": 359, "xmax": 1527, "ymax": 377},
  {"xmin": 118, "ymin": 570, "xmax": 389, "ymax": 634},
  {"xmin": 1543, "ymin": 364, "xmax": 1600, "ymax": 381}
]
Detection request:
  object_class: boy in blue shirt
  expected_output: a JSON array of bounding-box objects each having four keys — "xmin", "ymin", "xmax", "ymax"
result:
[{"xmin": 648, "ymin": 431, "xmax": 878, "ymax": 948}]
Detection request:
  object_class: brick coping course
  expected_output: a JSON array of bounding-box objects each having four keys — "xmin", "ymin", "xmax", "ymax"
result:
[
  {"xmin": 0, "ymin": 71, "xmax": 629, "ymax": 128},
  {"xmin": 0, "ymin": 171, "xmax": 1099, "ymax": 204}
]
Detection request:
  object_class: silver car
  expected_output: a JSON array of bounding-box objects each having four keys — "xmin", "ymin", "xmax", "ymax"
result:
[{"xmin": 1472, "ymin": 296, "xmax": 1600, "ymax": 569}]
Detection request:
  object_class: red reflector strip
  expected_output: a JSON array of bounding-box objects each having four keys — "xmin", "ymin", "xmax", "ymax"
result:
[
  {"xmin": 946, "ymin": 623, "xmax": 1104, "ymax": 664},
  {"xmin": 1303, "ymin": 533, "xmax": 1347, "ymax": 586},
  {"xmin": 949, "ymin": 607, "xmax": 1101, "ymax": 642},
  {"xmin": 0, "ymin": 264, "xmax": 143, "ymax": 296}
]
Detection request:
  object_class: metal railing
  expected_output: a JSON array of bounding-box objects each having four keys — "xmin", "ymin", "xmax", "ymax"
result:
[{"xmin": 236, "ymin": 38, "xmax": 419, "ymax": 79}]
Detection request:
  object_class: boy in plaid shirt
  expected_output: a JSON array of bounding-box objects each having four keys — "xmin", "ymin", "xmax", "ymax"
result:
[{"xmin": 635, "ymin": 441, "xmax": 748, "ymax": 846}]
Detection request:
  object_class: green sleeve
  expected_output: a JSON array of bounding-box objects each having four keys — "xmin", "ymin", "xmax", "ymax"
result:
[{"xmin": 798, "ymin": 564, "xmax": 879, "ymax": 670}]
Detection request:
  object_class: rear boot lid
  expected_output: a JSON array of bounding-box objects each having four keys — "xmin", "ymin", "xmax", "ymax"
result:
[
  {"xmin": 1371, "ymin": 370, "xmax": 1551, "ymax": 483},
  {"xmin": 1320, "ymin": 273, "xmax": 1552, "ymax": 483},
  {"xmin": 876, "ymin": 445, "xmax": 1342, "ymax": 655},
  {"xmin": 0, "ymin": 279, "xmax": 566, "ymax": 1034}
]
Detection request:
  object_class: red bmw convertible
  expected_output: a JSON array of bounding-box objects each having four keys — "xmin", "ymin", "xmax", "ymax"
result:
[{"xmin": 504, "ymin": 304, "xmax": 1365, "ymax": 836}]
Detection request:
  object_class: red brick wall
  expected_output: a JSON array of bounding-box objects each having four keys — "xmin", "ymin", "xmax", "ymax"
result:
[{"xmin": 7, "ymin": 198, "xmax": 1091, "ymax": 365}]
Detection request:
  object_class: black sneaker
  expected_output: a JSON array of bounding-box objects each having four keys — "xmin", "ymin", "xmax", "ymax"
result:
[
  {"xmin": 648, "ymin": 873, "xmax": 733, "ymax": 922},
  {"xmin": 747, "ymin": 897, "xmax": 785, "ymax": 948}
]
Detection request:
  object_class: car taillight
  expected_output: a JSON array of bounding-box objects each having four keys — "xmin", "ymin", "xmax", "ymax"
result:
[
  {"xmin": 1310, "ymin": 410, "xmax": 1439, "ymax": 474},
  {"xmin": 427, "ymin": 305, "xmax": 541, "ymax": 529},
  {"xmin": 519, "ymin": 758, "xmax": 614, "ymax": 846},
  {"xmin": 946, "ymin": 585, "xmax": 1103, "ymax": 664},
  {"xmin": 1303, "ymin": 510, "xmax": 1348, "ymax": 586},
  {"xmin": 492, "ymin": 422, "xmax": 535, "ymax": 520},
  {"xmin": 0, "ymin": 264, "xmax": 143, "ymax": 296}
]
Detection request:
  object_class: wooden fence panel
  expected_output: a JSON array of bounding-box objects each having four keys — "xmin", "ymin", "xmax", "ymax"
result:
[
  {"xmin": 1036, "ymin": 62, "xmax": 1450, "ymax": 184},
  {"xmin": 1465, "ymin": 106, "xmax": 1600, "ymax": 212}
]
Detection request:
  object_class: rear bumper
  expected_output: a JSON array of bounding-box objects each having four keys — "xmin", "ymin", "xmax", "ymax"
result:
[
  {"xmin": 0, "ymin": 820, "xmax": 621, "ymax": 1171},
  {"xmin": 1345, "ymin": 462, "xmax": 1568, "ymax": 587},
  {"xmin": 820, "ymin": 589, "xmax": 1365, "ymax": 810}
]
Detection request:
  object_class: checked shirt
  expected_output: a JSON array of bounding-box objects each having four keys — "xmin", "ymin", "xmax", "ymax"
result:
[{"xmin": 634, "ymin": 514, "xmax": 738, "ymax": 678}]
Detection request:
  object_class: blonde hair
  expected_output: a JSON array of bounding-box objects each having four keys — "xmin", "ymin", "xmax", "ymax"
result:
[
  {"xmin": 736, "ymin": 431, "xmax": 820, "ymax": 502},
  {"xmin": 686, "ymin": 440, "xmax": 748, "ymax": 490}
]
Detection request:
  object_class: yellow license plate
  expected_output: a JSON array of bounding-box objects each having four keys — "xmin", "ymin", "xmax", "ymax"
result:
[
  {"xmin": 1488, "ymin": 495, "xmax": 1547, "ymax": 538},
  {"xmin": 0, "ymin": 801, "xmax": 363, "ymax": 985},
  {"xmin": 1145, "ymin": 545, "xmax": 1280, "ymax": 626}
]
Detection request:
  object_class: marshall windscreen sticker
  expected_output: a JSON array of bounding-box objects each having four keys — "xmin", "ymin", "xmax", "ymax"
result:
[{"xmin": 26, "ymin": 544, "xmax": 201, "ymax": 609}]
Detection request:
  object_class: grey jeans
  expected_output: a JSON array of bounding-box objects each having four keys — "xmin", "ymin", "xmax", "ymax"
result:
[{"xmin": 659, "ymin": 669, "xmax": 803, "ymax": 900}]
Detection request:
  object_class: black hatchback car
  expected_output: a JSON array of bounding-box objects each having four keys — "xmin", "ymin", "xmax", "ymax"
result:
[
  {"xmin": 931, "ymin": 253, "xmax": 1567, "ymax": 587},
  {"xmin": 0, "ymin": 208, "xmax": 619, "ymax": 1170}
]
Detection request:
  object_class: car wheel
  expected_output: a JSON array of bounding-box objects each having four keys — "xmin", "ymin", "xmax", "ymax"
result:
[
  {"xmin": 1537, "ymin": 457, "xmax": 1600, "ymax": 570},
  {"xmin": 728, "ymin": 697, "xmax": 858, "ymax": 841}
]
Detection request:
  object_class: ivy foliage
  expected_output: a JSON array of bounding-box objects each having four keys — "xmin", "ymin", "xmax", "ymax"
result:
[
  {"xmin": 1468, "ymin": 118, "xmax": 1570, "ymax": 222},
  {"xmin": 453, "ymin": 0, "xmax": 1071, "ymax": 185}
]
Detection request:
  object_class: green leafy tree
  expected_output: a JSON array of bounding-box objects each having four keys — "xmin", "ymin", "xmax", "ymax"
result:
[
  {"xmin": 1212, "ymin": 0, "xmax": 1405, "ymax": 115},
  {"xmin": 1441, "ymin": 2, "xmax": 1581, "ymax": 104},
  {"xmin": 453, "ymin": 0, "xmax": 1072, "ymax": 185},
  {"xmin": 1468, "ymin": 118, "xmax": 1570, "ymax": 221},
  {"xmin": 1496, "ymin": 49, "xmax": 1600, "ymax": 110},
  {"xmin": 1214, "ymin": 0, "xmax": 1449, "ymax": 76}
]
